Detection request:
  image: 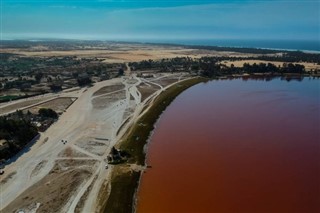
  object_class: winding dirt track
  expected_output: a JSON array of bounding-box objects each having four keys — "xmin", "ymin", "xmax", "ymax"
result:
[{"xmin": 0, "ymin": 77, "xmax": 134, "ymax": 212}]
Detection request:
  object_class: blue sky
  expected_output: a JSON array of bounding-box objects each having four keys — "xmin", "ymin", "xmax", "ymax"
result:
[{"xmin": 1, "ymin": 0, "xmax": 319, "ymax": 41}]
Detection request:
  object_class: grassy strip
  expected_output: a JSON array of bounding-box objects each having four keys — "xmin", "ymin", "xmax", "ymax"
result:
[
  {"xmin": 103, "ymin": 167, "xmax": 141, "ymax": 213},
  {"xmin": 101, "ymin": 77, "xmax": 206, "ymax": 213},
  {"xmin": 120, "ymin": 77, "xmax": 206, "ymax": 165},
  {"xmin": 0, "ymin": 95, "xmax": 19, "ymax": 102}
]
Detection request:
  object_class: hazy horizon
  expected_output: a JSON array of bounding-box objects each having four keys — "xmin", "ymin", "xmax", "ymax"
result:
[{"xmin": 1, "ymin": 0, "xmax": 319, "ymax": 41}]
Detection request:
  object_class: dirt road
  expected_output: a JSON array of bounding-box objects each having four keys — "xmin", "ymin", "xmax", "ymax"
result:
[{"xmin": 0, "ymin": 73, "xmax": 188, "ymax": 213}]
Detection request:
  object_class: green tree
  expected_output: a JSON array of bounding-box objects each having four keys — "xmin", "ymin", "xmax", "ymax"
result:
[
  {"xmin": 35, "ymin": 72, "xmax": 43, "ymax": 83},
  {"xmin": 38, "ymin": 108, "xmax": 58, "ymax": 119}
]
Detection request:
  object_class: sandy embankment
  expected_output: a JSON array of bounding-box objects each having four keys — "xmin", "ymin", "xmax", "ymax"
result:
[{"xmin": 101, "ymin": 76, "xmax": 206, "ymax": 213}]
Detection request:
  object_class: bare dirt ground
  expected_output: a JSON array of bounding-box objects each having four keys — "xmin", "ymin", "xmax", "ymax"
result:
[
  {"xmin": 25, "ymin": 97, "xmax": 77, "ymax": 114},
  {"xmin": 75, "ymin": 138, "xmax": 109, "ymax": 157},
  {"xmin": 137, "ymin": 82, "xmax": 162, "ymax": 102},
  {"xmin": 0, "ymin": 72, "xmax": 189, "ymax": 213},
  {"xmin": 2, "ymin": 160, "xmax": 97, "ymax": 213},
  {"xmin": 0, "ymin": 96, "xmax": 55, "ymax": 115},
  {"xmin": 92, "ymin": 90, "xmax": 126, "ymax": 110},
  {"xmin": 92, "ymin": 84, "xmax": 125, "ymax": 97},
  {"xmin": 30, "ymin": 160, "xmax": 48, "ymax": 178},
  {"xmin": 150, "ymin": 76, "xmax": 181, "ymax": 87},
  {"xmin": 57, "ymin": 147, "xmax": 89, "ymax": 158},
  {"xmin": 0, "ymin": 172, "xmax": 16, "ymax": 186},
  {"xmin": 0, "ymin": 78, "xmax": 124, "ymax": 213}
]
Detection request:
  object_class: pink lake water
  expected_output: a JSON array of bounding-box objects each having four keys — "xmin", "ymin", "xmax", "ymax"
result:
[{"xmin": 137, "ymin": 78, "xmax": 320, "ymax": 213}]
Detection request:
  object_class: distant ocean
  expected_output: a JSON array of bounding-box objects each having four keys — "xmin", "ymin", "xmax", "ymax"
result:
[{"xmin": 139, "ymin": 39, "xmax": 320, "ymax": 52}]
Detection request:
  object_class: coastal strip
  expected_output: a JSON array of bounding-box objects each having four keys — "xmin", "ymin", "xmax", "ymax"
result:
[{"xmin": 101, "ymin": 77, "xmax": 207, "ymax": 213}]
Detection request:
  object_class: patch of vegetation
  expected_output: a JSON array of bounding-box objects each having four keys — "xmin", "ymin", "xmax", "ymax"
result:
[
  {"xmin": 107, "ymin": 147, "xmax": 130, "ymax": 165},
  {"xmin": 130, "ymin": 56, "xmax": 314, "ymax": 75},
  {"xmin": 38, "ymin": 108, "xmax": 58, "ymax": 119},
  {"xmin": 183, "ymin": 45, "xmax": 320, "ymax": 63},
  {"xmin": 0, "ymin": 95, "xmax": 19, "ymax": 102},
  {"xmin": 0, "ymin": 112, "xmax": 38, "ymax": 161},
  {"xmin": 0, "ymin": 108, "xmax": 59, "ymax": 161},
  {"xmin": 103, "ymin": 167, "xmax": 140, "ymax": 213},
  {"xmin": 0, "ymin": 49, "xmax": 124, "ymax": 97},
  {"xmin": 77, "ymin": 73, "xmax": 92, "ymax": 87},
  {"xmin": 201, "ymin": 61, "xmax": 306, "ymax": 78}
]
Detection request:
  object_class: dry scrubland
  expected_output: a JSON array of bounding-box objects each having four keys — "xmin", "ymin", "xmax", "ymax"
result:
[
  {"xmin": 0, "ymin": 44, "xmax": 236, "ymax": 62},
  {"xmin": 2, "ymin": 42, "xmax": 318, "ymax": 71}
]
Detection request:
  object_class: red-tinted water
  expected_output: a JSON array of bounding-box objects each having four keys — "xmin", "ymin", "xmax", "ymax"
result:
[{"xmin": 137, "ymin": 78, "xmax": 320, "ymax": 213}]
